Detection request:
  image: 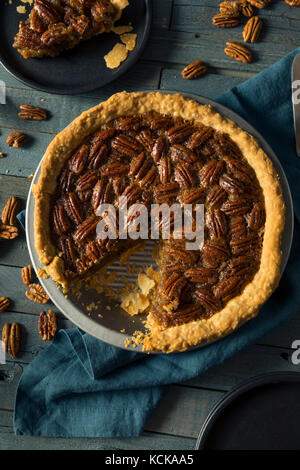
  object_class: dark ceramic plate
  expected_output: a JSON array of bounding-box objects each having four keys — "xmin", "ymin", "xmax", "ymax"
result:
[
  {"xmin": 0, "ymin": 0, "xmax": 152, "ymax": 94},
  {"xmin": 196, "ymin": 372, "xmax": 300, "ymax": 450}
]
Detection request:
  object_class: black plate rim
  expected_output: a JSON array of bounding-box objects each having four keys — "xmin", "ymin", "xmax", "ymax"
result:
[
  {"xmin": 0, "ymin": 0, "xmax": 152, "ymax": 95},
  {"xmin": 196, "ymin": 371, "xmax": 300, "ymax": 450}
]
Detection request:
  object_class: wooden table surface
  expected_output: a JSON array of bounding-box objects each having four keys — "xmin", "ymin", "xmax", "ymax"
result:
[{"xmin": 0, "ymin": 0, "xmax": 300, "ymax": 451}]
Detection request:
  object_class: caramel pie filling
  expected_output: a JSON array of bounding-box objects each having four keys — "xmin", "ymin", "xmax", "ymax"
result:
[{"xmin": 50, "ymin": 111, "xmax": 266, "ymax": 329}]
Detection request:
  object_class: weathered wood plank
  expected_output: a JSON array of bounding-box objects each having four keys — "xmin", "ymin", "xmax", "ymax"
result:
[
  {"xmin": 160, "ymin": 68, "xmax": 245, "ymax": 98},
  {"xmin": 142, "ymin": 29, "xmax": 295, "ymax": 73}
]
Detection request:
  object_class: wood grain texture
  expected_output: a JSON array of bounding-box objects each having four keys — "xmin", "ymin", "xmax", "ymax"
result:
[{"xmin": 0, "ymin": 0, "xmax": 299, "ymax": 451}]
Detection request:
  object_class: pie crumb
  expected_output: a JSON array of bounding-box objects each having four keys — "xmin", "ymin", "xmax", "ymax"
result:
[
  {"xmin": 138, "ymin": 273, "xmax": 155, "ymax": 296},
  {"xmin": 104, "ymin": 43, "xmax": 128, "ymax": 69},
  {"xmin": 16, "ymin": 5, "xmax": 26, "ymax": 13},
  {"xmin": 120, "ymin": 291, "xmax": 149, "ymax": 316},
  {"xmin": 120, "ymin": 33, "xmax": 137, "ymax": 51},
  {"xmin": 111, "ymin": 25, "xmax": 133, "ymax": 35},
  {"xmin": 28, "ymin": 173, "xmax": 34, "ymax": 180}
]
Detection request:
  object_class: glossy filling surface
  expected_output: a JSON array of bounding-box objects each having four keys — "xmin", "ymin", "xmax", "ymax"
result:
[{"xmin": 50, "ymin": 111, "xmax": 266, "ymax": 328}]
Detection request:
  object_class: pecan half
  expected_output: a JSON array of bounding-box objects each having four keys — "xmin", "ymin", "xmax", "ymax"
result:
[
  {"xmin": 26, "ymin": 283, "xmax": 49, "ymax": 304},
  {"xmin": 175, "ymin": 163, "xmax": 197, "ymax": 188},
  {"xmin": 53, "ymin": 204, "xmax": 70, "ymax": 236},
  {"xmin": 230, "ymin": 233, "xmax": 258, "ymax": 255},
  {"xmin": 18, "ymin": 104, "xmax": 48, "ymax": 120},
  {"xmin": 155, "ymin": 182, "xmax": 180, "ymax": 203},
  {"xmin": 184, "ymin": 267, "xmax": 218, "ymax": 286},
  {"xmin": 116, "ymin": 116, "xmax": 142, "ymax": 132},
  {"xmin": 214, "ymin": 276, "xmax": 241, "ymax": 302},
  {"xmin": 0, "ymin": 224, "xmax": 18, "ymax": 239},
  {"xmin": 59, "ymin": 168, "xmax": 73, "ymax": 194},
  {"xmin": 150, "ymin": 116, "xmax": 173, "ymax": 130},
  {"xmin": 194, "ymin": 288, "xmax": 221, "ymax": 312},
  {"xmin": 161, "ymin": 273, "xmax": 187, "ymax": 300},
  {"xmin": 59, "ymin": 236, "xmax": 78, "ymax": 264},
  {"xmin": 38, "ymin": 310, "xmax": 57, "ymax": 341},
  {"xmin": 229, "ymin": 215, "xmax": 247, "ymax": 238},
  {"xmin": 224, "ymin": 157, "xmax": 254, "ymax": 184},
  {"xmin": 85, "ymin": 240, "xmax": 103, "ymax": 262},
  {"xmin": 152, "ymin": 135, "xmax": 168, "ymax": 162},
  {"xmin": 200, "ymin": 160, "xmax": 224, "ymax": 187},
  {"xmin": 34, "ymin": 0, "xmax": 61, "ymax": 24},
  {"xmin": 167, "ymin": 124, "xmax": 195, "ymax": 144},
  {"xmin": 219, "ymin": 1, "xmax": 240, "ymax": 16},
  {"xmin": 73, "ymin": 216, "xmax": 99, "ymax": 245},
  {"xmin": 202, "ymin": 240, "xmax": 229, "ymax": 266},
  {"xmin": 243, "ymin": 16, "xmax": 263, "ymax": 43},
  {"xmin": 2, "ymin": 196, "xmax": 20, "ymax": 225},
  {"xmin": 6, "ymin": 131, "xmax": 27, "ymax": 148},
  {"xmin": 101, "ymin": 163, "xmax": 129, "ymax": 177},
  {"xmin": 247, "ymin": 0, "xmax": 270, "ymax": 7},
  {"xmin": 239, "ymin": 0, "xmax": 254, "ymax": 16},
  {"xmin": 92, "ymin": 179, "xmax": 114, "ymax": 212},
  {"xmin": 181, "ymin": 188, "xmax": 205, "ymax": 205},
  {"xmin": 207, "ymin": 209, "xmax": 228, "ymax": 238},
  {"xmin": 0, "ymin": 297, "xmax": 10, "ymax": 312},
  {"xmin": 164, "ymin": 240, "xmax": 199, "ymax": 264},
  {"xmin": 220, "ymin": 174, "xmax": 246, "ymax": 194},
  {"xmin": 69, "ymin": 144, "xmax": 89, "ymax": 174},
  {"xmin": 227, "ymin": 255, "xmax": 253, "ymax": 276},
  {"xmin": 2, "ymin": 322, "xmax": 21, "ymax": 359},
  {"xmin": 158, "ymin": 156, "xmax": 172, "ymax": 184},
  {"xmin": 119, "ymin": 184, "xmax": 141, "ymax": 210},
  {"xmin": 88, "ymin": 142, "xmax": 108, "ymax": 170},
  {"xmin": 130, "ymin": 152, "xmax": 151, "ymax": 179},
  {"xmin": 21, "ymin": 265, "xmax": 33, "ymax": 286},
  {"xmin": 111, "ymin": 134, "xmax": 143, "ymax": 158},
  {"xmin": 139, "ymin": 166, "xmax": 157, "ymax": 189},
  {"xmin": 64, "ymin": 192, "xmax": 83, "ymax": 225},
  {"xmin": 166, "ymin": 303, "xmax": 203, "ymax": 326},
  {"xmin": 221, "ymin": 198, "xmax": 250, "ymax": 216},
  {"xmin": 76, "ymin": 170, "xmax": 99, "ymax": 192},
  {"xmin": 206, "ymin": 186, "xmax": 227, "ymax": 208},
  {"xmin": 248, "ymin": 202, "xmax": 265, "ymax": 230},
  {"xmin": 188, "ymin": 126, "xmax": 214, "ymax": 150},
  {"xmin": 224, "ymin": 41, "xmax": 252, "ymax": 63},
  {"xmin": 212, "ymin": 13, "xmax": 239, "ymax": 27},
  {"xmin": 181, "ymin": 61, "xmax": 207, "ymax": 79},
  {"xmin": 136, "ymin": 129, "xmax": 154, "ymax": 152},
  {"xmin": 285, "ymin": 0, "xmax": 300, "ymax": 4},
  {"xmin": 170, "ymin": 144, "xmax": 197, "ymax": 164}
]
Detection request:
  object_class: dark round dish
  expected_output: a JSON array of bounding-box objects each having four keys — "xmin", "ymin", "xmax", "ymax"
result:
[
  {"xmin": 196, "ymin": 372, "xmax": 300, "ymax": 450},
  {"xmin": 0, "ymin": 0, "xmax": 152, "ymax": 94}
]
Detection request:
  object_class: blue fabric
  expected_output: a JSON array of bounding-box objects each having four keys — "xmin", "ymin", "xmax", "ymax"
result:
[{"xmin": 14, "ymin": 48, "xmax": 300, "ymax": 437}]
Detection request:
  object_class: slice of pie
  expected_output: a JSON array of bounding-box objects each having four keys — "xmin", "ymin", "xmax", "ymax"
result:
[
  {"xmin": 13, "ymin": 0, "xmax": 128, "ymax": 59},
  {"xmin": 33, "ymin": 92, "xmax": 285, "ymax": 352}
]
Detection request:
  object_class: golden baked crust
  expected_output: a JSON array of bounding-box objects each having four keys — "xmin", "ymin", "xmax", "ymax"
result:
[{"xmin": 33, "ymin": 91, "xmax": 285, "ymax": 352}]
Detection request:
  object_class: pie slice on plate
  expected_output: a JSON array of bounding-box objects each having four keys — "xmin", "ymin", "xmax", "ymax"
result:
[
  {"xmin": 13, "ymin": 0, "xmax": 128, "ymax": 59},
  {"xmin": 33, "ymin": 92, "xmax": 285, "ymax": 352}
]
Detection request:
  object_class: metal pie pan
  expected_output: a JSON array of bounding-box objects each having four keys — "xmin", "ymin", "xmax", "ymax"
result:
[
  {"xmin": 196, "ymin": 372, "xmax": 300, "ymax": 450},
  {"xmin": 25, "ymin": 91, "xmax": 294, "ymax": 353}
]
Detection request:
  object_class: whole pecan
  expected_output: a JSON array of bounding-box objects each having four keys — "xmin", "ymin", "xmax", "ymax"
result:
[
  {"xmin": 161, "ymin": 273, "xmax": 187, "ymax": 300},
  {"xmin": 116, "ymin": 116, "xmax": 142, "ymax": 132},
  {"xmin": 53, "ymin": 204, "xmax": 70, "ymax": 236},
  {"xmin": 155, "ymin": 182, "xmax": 180, "ymax": 203},
  {"xmin": 59, "ymin": 236, "xmax": 77, "ymax": 264},
  {"xmin": 38, "ymin": 310, "xmax": 57, "ymax": 341},
  {"xmin": 229, "ymin": 216, "xmax": 247, "ymax": 238},
  {"xmin": 0, "ymin": 223, "xmax": 18, "ymax": 239},
  {"xmin": 212, "ymin": 13, "xmax": 239, "ymax": 28},
  {"xmin": 230, "ymin": 233, "xmax": 258, "ymax": 255},
  {"xmin": 247, "ymin": 0, "xmax": 271, "ymax": 7},
  {"xmin": 194, "ymin": 288, "xmax": 221, "ymax": 312},
  {"xmin": 18, "ymin": 104, "xmax": 48, "ymax": 120},
  {"xmin": 243, "ymin": 16, "xmax": 263, "ymax": 43},
  {"xmin": 2, "ymin": 323, "xmax": 21, "ymax": 359},
  {"xmin": 219, "ymin": 1, "xmax": 240, "ymax": 16},
  {"xmin": 214, "ymin": 276, "xmax": 241, "ymax": 302},
  {"xmin": 207, "ymin": 186, "xmax": 227, "ymax": 209},
  {"xmin": 76, "ymin": 170, "xmax": 99, "ymax": 192},
  {"xmin": 6, "ymin": 131, "xmax": 27, "ymax": 148},
  {"xmin": 220, "ymin": 174, "xmax": 246, "ymax": 194},
  {"xmin": 21, "ymin": 265, "xmax": 33, "ymax": 286},
  {"xmin": 224, "ymin": 41, "xmax": 252, "ymax": 63},
  {"xmin": 238, "ymin": 0, "xmax": 254, "ymax": 16},
  {"xmin": 181, "ymin": 60, "xmax": 207, "ymax": 80},
  {"xmin": 26, "ymin": 283, "xmax": 49, "ymax": 304},
  {"xmin": 2, "ymin": 196, "xmax": 20, "ymax": 225},
  {"xmin": 181, "ymin": 187, "xmax": 205, "ymax": 204},
  {"xmin": 0, "ymin": 297, "xmax": 10, "ymax": 312},
  {"xmin": 64, "ymin": 192, "xmax": 83, "ymax": 224}
]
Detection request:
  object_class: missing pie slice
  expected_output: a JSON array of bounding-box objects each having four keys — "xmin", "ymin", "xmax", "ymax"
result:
[
  {"xmin": 33, "ymin": 92, "xmax": 285, "ymax": 352},
  {"xmin": 13, "ymin": 0, "xmax": 128, "ymax": 59}
]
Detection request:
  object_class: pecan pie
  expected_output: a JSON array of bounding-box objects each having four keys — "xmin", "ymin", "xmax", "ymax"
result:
[
  {"xmin": 33, "ymin": 92, "xmax": 285, "ymax": 352},
  {"xmin": 13, "ymin": 0, "xmax": 128, "ymax": 59}
]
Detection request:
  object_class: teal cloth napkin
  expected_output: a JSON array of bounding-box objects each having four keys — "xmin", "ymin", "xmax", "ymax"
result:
[{"xmin": 14, "ymin": 48, "xmax": 300, "ymax": 437}]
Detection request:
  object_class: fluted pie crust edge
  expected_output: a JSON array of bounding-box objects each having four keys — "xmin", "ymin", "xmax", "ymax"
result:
[{"xmin": 33, "ymin": 91, "xmax": 285, "ymax": 352}]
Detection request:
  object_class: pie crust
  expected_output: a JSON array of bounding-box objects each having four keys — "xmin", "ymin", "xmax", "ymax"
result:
[{"xmin": 33, "ymin": 92, "xmax": 285, "ymax": 352}]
